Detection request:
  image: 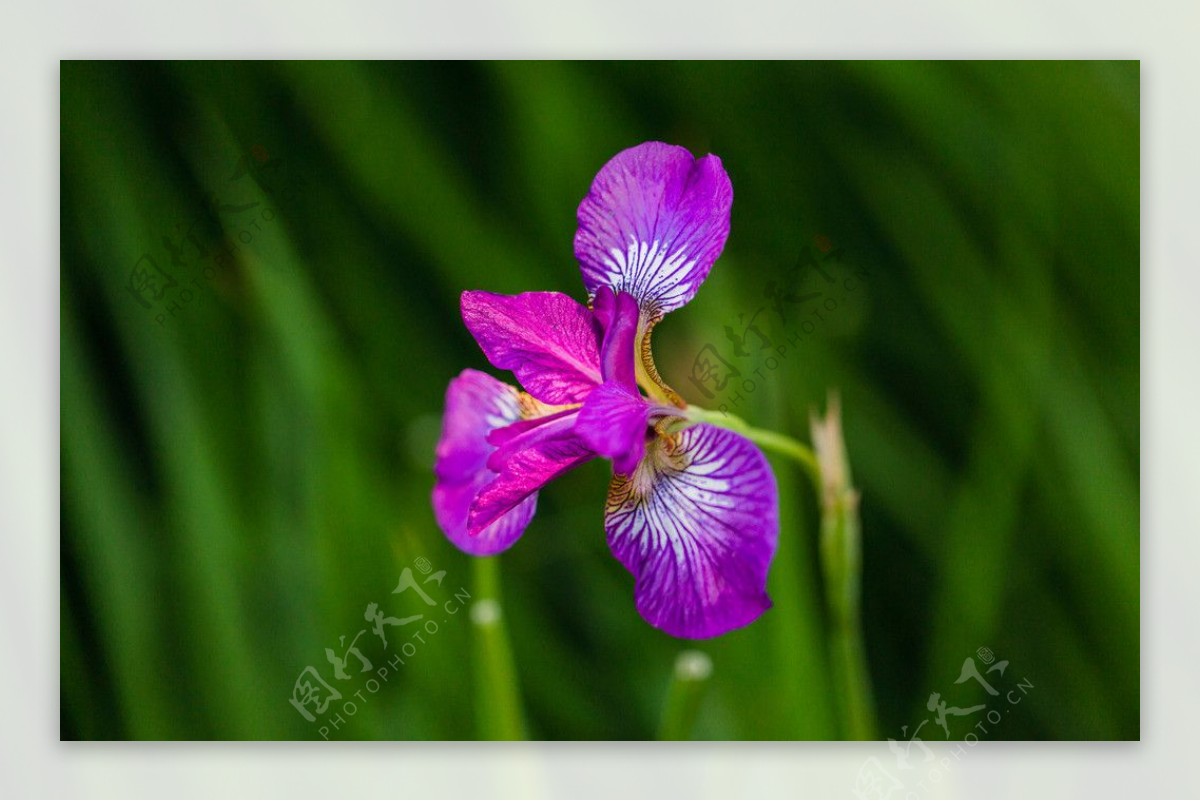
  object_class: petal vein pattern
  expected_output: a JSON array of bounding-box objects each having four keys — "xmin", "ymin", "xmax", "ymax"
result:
[
  {"xmin": 460, "ymin": 290, "xmax": 603, "ymax": 405},
  {"xmin": 601, "ymin": 239, "xmax": 698, "ymax": 316},
  {"xmin": 605, "ymin": 423, "xmax": 778, "ymax": 639},
  {"xmin": 575, "ymin": 142, "xmax": 733, "ymax": 319}
]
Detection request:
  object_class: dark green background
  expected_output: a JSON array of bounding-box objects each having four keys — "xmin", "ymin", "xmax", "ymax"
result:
[{"xmin": 61, "ymin": 61, "xmax": 1139, "ymax": 740}]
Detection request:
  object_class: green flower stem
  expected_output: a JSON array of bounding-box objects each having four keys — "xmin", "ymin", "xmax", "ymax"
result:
[
  {"xmin": 470, "ymin": 556, "xmax": 527, "ymax": 740},
  {"xmin": 820, "ymin": 495, "xmax": 876, "ymax": 740},
  {"xmin": 690, "ymin": 400, "xmax": 876, "ymax": 740},
  {"xmin": 657, "ymin": 650, "xmax": 714, "ymax": 740},
  {"xmin": 684, "ymin": 405, "xmax": 821, "ymax": 491},
  {"xmin": 811, "ymin": 395, "xmax": 877, "ymax": 740}
]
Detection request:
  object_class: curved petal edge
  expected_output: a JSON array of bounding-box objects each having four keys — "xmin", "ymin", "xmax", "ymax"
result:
[
  {"xmin": 604, "ymin": 423, "xmax": 779, "ymax": 639},
  {"xmin": 575, "ymin": 142, "xmax": 733, "ymax": 320},
  {"xmin": 432, "ymin": 369, "xmax": 538, "ymax": 556}
]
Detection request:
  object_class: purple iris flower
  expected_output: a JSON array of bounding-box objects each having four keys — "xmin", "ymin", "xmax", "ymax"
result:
[{"xmin": 432, "ymin": 142, "xmax": 779, "ymax": 639}]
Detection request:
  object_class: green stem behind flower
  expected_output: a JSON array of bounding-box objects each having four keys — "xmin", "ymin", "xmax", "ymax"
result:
[
  {"xmin": 684, "ymin": 405, "xmax": 821, "ymax": 489},
  {"xmin": 820, "ymin": 496, "xmax": 876, "ymax": 740},
  {"xmin": 692, "ymin": 399, "xmax": 876, "ymax": 739},
  {"xmin": 658, "ymin": 650, "xmax": 714, "ymax": 740},
  {"xmin": 470, "ymin": 556, "xmax": 527, "ymax": 740},
  {"xmin": 811, "ymin": 394, "xmax": 877, "ymax": 740}
]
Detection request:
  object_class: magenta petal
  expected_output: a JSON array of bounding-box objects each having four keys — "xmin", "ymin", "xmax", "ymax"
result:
[
  {"xmin": 486, "ymin": 410, "xmax": 579, "ymax": 474},
  {"xmin": 575, "ymin": 382, "xmax": 652, "ymax": 476},
  {"xmin": 591, "ymin": 286, "xmax": 640, "ymax": 391},
  {"xmin": 461, "ymin": 290, "xmax": 603, "ymax": 405},
  {"xmin": 435, "ymin": 480, "xmax": 536, "ymax": 557},
  {"xmin": 575, "ymin": 142, "xmax": 733, "ymax": 320},
  {"xmin": 433, "ymin": 370, "xmax": 538, "ymax": 556},
  {"xmin": 605, "ymin": 423, "xmax": 779, "ymax": 639},
  {"xmin": 468, "ymin": 422, "xmax": 594, "ymax": 536},
  {"xmin": 486, "ymin": 406, "xmax": 578, "ymax": 449}
]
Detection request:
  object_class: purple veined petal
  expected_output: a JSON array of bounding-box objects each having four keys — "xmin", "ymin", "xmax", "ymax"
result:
[
  {"xmin": 468, "ymin": 419, "xmax": 595, "ymax": 536},
  {"xmin": 461, "ymin": 290, "xmax": 603, "ymax": 405},
  {"xmin": 435, "ymin": 480, "xmax": 536, "ymax": 557},
  {"xmin": 591, "ymin": 286, "xmax": 640, "ymax": 392},
  {"xmin": 433, "ymin": 369, "xmax": 540, "ymax": 556},
  {"xmin": 574, "ymin": 381, "xmax": 653, "ymax": 476},
  {"xmin": 486, "ymin": 406, "xmax": 578, "ymax": 449},
  {"xmin": 575, "ymin": 142, "xmax": 733, "ymax": 320},
  {"xmin": 485, "ymin": 408, "xmax": 580, "ymax": 474},
  {"xmin": 605, "ymin": 423, "xmax": 779, "ymax": 639}
]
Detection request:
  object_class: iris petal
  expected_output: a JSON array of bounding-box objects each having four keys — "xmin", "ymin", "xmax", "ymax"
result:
[
  {"xmin": 461, "ymin": 290, "xmax": 603, "ymax": 405},
  {"xmin": 604, "ymin": 423, "xmax": 778, "ymax": 639},
  {"xmin": 574, "ymin": 381, "xmax": 652, "ymax": 476},
  {"xmin": 432, "ymin": 369, "xmax": 539, "ymax": 556},
  {"xmin": 575, "ymin": 142, "xmax": 733, "ymax": 320},
  {"xmin": 468, "ymin": 415, "xmax": 594, "ymax": 536},
  {"xmin": 591, "ymin": 286, "xmax": 640, "ymax": 391}
]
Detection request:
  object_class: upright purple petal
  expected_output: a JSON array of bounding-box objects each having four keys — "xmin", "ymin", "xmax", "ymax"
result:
[
  {"xmin": 575, "ymin": 142, "xmax": 733, "ymax": 320},
  {"xmin": 591, "ymin": 286, "xmax": 641, "ymax": 391},
  {"xmin": 461, "ymin": 290, "xmax": 603, "ymax": 405},
  {"xmin": 605, "ymin": 423, "xmax": 778, "ymax": 639},
  {"xmin": 433, "ymin": 369, "xmax": 539, "ymax": 556}
]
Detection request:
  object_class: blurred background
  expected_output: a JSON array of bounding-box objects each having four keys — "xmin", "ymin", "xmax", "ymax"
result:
[{"xmin": 60, "ymin": 61, "xmax": 1138, "ymax": 741}]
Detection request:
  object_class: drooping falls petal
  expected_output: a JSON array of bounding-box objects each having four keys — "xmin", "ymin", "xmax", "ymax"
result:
[
  {"xmin": 605, "ymin": 423, "xmax": 779, "ymax": 639},
  {"xmin": 461, "ymin": 290, "xmax": 603, "ymax": 405},
  {"xmin": 432, "ymin": 369, "xmax": 539, "ymax": 556},
  {"xmin": 575, "ymin": 141, "xmax": 733, "ymax": 321},
  {"xmin": 468, "ymin": 412, "xmax": 594, "ymax": 536}
]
